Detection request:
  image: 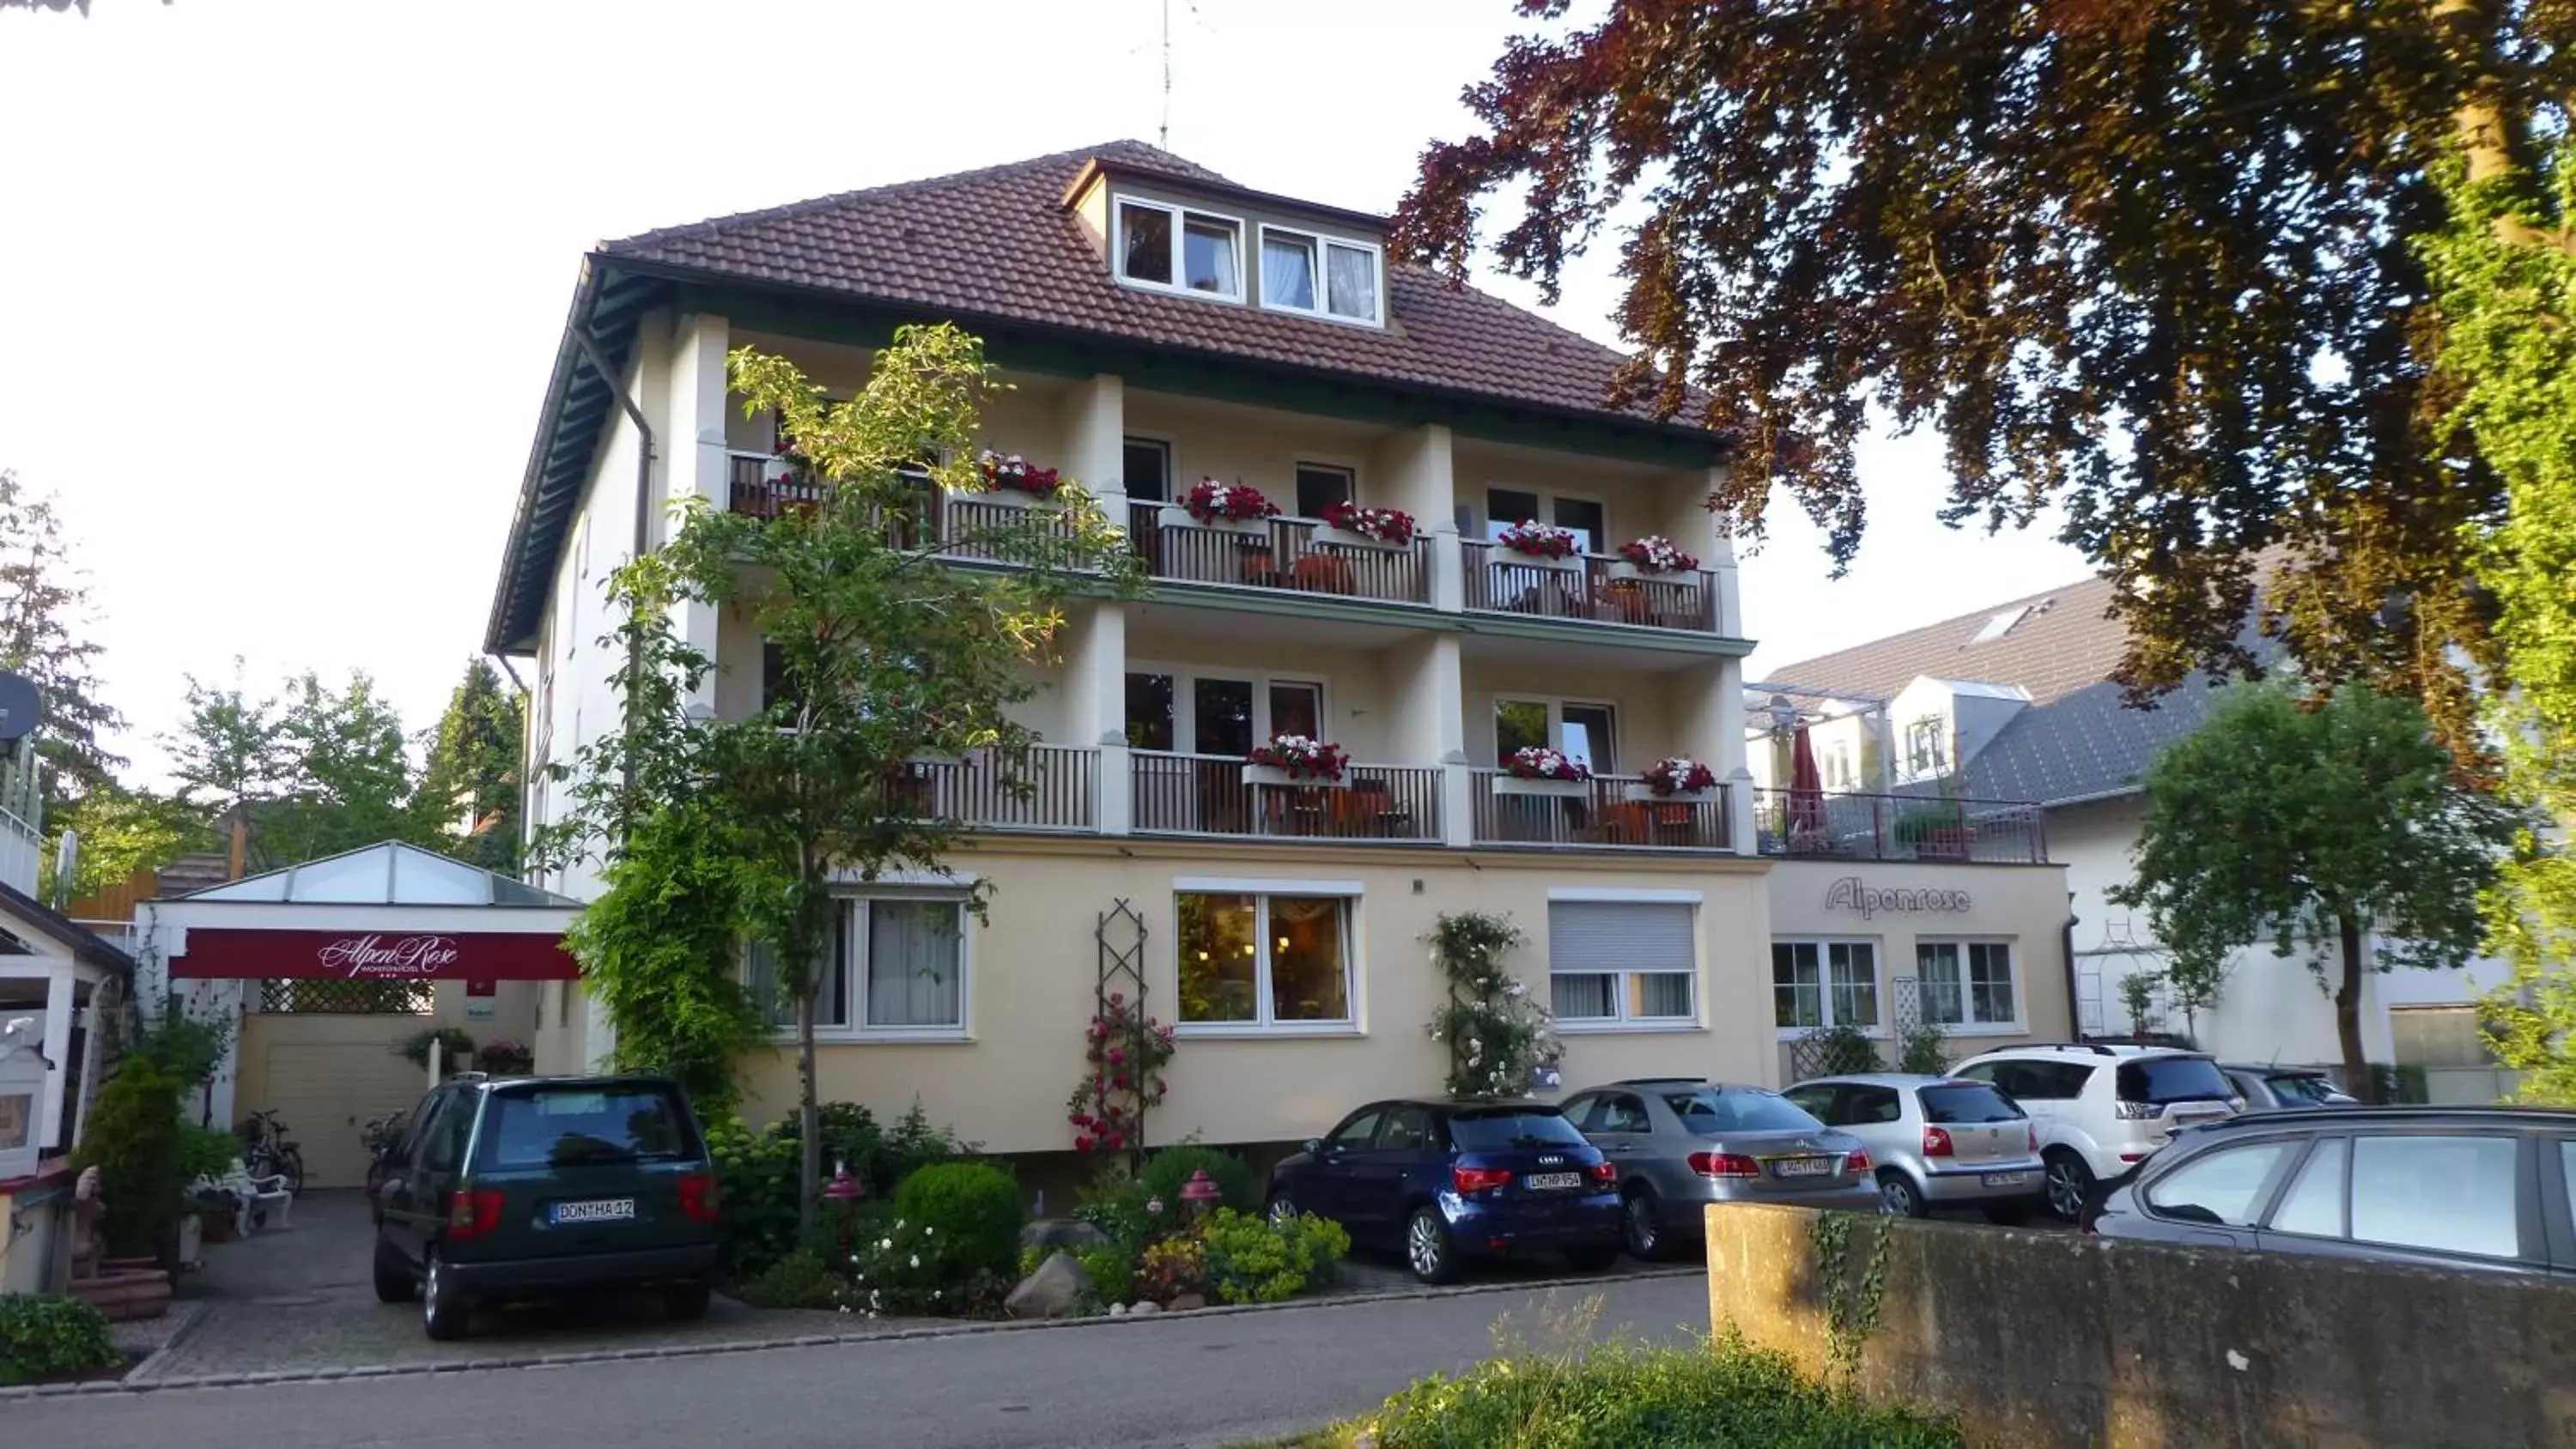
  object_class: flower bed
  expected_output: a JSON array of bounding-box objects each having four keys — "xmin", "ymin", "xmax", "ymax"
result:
[
  {"xmin": 1318, "ymin": 500, "xmax": 1418, "ymax": 545},
  {"xmin": 1617, "ymin": 534, "xmax": 1700, "ymax": 573},
  {"xmin": 1496, "ymin": 519, "xmax": 1580, "ymax": 560},
  {"xmin": 1182, "ymin": 479, "xmax": 1279, "ymax": 524},
  {"xmin": 1246, "ymin": 732, "xmax": 1351, "ymax": 784}
]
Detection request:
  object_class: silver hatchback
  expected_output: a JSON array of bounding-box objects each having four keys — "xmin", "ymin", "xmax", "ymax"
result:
[
  {"xmin": 1560, "ymin": 1079, "xmax": 1877, "ymax": 1260},
  {"xmin": 1783, "ymin": 1074, "xmax": 2048, "ymax": 1222}
]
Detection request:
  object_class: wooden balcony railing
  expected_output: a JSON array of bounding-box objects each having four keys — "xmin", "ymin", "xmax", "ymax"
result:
[
  {"xmin": 889, "ymin": 745, "xmax": 1098, "ymax": 833},
  {"xmin": 1130, "ymin": 751, "xmax": 1442, "ymax": 843},
  {"xmin": 1124, "ymin": 503, "xmax": 1430, "ymax": 605},
  {"xmin": 1467, "ymin": 771, "xmax": 1733, "ymax": 851},
  {"xmin": 1753, "ymin": 788, "xmax": 2048, "ymax": 864},
  {"xmin": 1461, "ymin": 539, "xmax": 1719, "ymax": 632}
]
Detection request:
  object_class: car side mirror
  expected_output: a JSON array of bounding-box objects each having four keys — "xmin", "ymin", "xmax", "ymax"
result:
[{"xmin": 1302, "ymin": 1138, "xmax": 1323, "ymax": 1155}]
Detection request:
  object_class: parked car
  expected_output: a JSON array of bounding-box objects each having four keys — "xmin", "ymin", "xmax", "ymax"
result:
[
  {"xmin": 1556, "ymin": 1079, "xmax": 1876, "ymax": 1260},
  {"xmin": 1781, "ymin": 1073, "xmax": 2047, "ymax": 1222},
  {"xmin": 1951, "ymin": 1043, "xmax": 2243, "ymax": 1222},
  {"xmin": 2223, "ymin": 1064, "xmax": 2357, "ymax": 1111},
  {"xmin": 1264, "ymin": 1098, "xmax": 1622, "ymax": 1284},
  {"xmin": 2086, "ymin": 1106, "xmax": 2576, "ymax": 1276},
  {"xmin": 369, "ymin": 1072, "xmax": 722, "ymax": 1340}
]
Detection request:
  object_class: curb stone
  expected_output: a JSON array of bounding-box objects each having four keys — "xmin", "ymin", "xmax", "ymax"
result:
[{"xmin": 0, "ymin": 1263, "xmax": 1697, "ymax": 1399}]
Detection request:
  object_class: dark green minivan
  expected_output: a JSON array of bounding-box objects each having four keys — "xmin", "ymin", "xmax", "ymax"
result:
[{"xmin": 368, "ymin": 1073, "xmax": 721, "ymax": 1340}]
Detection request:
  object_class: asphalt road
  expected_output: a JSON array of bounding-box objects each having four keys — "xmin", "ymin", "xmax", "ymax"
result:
[{"xmin": 21, "ymin": 1273, "xmax": 1709, "ymax": 1448}]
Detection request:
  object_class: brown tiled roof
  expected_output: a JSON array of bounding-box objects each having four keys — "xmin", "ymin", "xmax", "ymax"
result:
[
  {"xmin": 1763, "ymin": 573, "xmax": 2130, "ymax": 705},
  {"xmin": 601, "ymin": 141, "xmax": 1719, "ymax": 438}
]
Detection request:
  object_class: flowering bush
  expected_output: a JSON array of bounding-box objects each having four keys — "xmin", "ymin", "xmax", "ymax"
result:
[
  {"xmin": 1136, "ymin": 1235, "xmax": 1208, "ymax": 1303},
  {"xmin": 838, "ymin": 1214, "xmax": 1013, "ymax": 1319},
  {"xmin": 1424, "ymin": 911, "xmax": 1558, "ymax": 1099},
  {"xmin": 1198, "ymin": 1208, "xmax": 1351, "ymax": 1304},
  {"xmin": 1643, "ymin": 756, "xmax": 1719, "ymax": 796},
  {"xmin": 476, "ymin": 1038, "xmax": 534, "ymax": 1074},
  {"xmin": 1617, "ymin": 534, "xmax": 1700, "ymax": 573},
  {"xmin": 1066, "ymin": 991, "xmax": 1177, "ymax": 1155},
  {"xmin": 1320, "ymin": 500, "xmax": 1419, "ymax": 544},
  {"xmin": 1182, "ymin": 478, "xmax": 1279, "ymax": 523},
  {"xmin": 1246, "ymin": 732, "xmax": 1350, "ymax": 783},
  {"xmin": 1496, "ymin": 519, "xmax": 1581, "ymax": 559},
  {"xmin": 1504, "ymin": 746, "xmax": 1592, "ymax": 782},
  {"xmin": 977, "ymin": 449, "xmax": 1061, "ymax": 496}
]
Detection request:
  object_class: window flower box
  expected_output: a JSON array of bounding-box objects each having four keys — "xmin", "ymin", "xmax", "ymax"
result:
[
  {"xmin": 1495, "ymin": 520, "xmax": 1583, "ymax": 571},
  {"xmin": 1628, "ymin": 756, "xmax": 1718, "ymax": 801},
  {"xmin": 1609, "ymin": 535, "xmax": 1699, "ymax": 579},
  {"xmin": 1316, "ymin": 500, "xmax": 1418, "ymax": 549},
  {"xmin": 975, "ymin": 450, "xmax": 1063, "ymax": 504},
  {"xmin": 1243, "ymin": 733, "xmax": 1349, "ymax": 786},
  {"xmin": 1168, "ymin": 479, "xmax": 1279, "ymax": 535},
  {"xmin": 1497, "ymin": 746, "xmax": 1594, "ymax": 796}
]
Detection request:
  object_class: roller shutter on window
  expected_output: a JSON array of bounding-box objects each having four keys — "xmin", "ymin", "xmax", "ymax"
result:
[{"xmin": 1547, "ymin": 901, "xmax": 1695, "ymax": 972}]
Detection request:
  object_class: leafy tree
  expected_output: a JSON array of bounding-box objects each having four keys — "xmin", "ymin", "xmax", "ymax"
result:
[
  {"xmin": 543, "ymin": 323, "xmax": 1142, "ymax": 1232},
  {"xmin": 2111, "ymin": 682, "xmax": 2520, "ymax": 1099},
  {"xmin": 166, "ymin": 664, "xmax": 434, "ymax": 870},
  {"xmin": 0, "ymin": 470, "xmax": 125, "ymax": 796},
  {"xmin": 42, "ymin": 780, "xmax": 210, "ymax": 902},
  {"xmin": 1397, "ymin": 2, "xmax": 2573, "ymax": 758},
  {"xmin": 414, "ymin": 658, "xmax": 524, "ymax": 874},
  {"xmin": 165, "ymin": 664, "xmax": 286, "ymax": 830}
]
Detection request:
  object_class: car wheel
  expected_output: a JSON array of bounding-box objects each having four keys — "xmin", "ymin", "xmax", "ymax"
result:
[
  {"xmin": 1266, "ymin": 1191, "xmax": 1299, "ymax": 1230},
  {"xmin": 1984, "ymin": 1201, "xmax": 2035, "ymax": 1228},
  {"xmin": 663, "ymin": 1281, "xmax": 713, "ymax": 1321},
  {"xmin": 1404, "ymin": 1207, "xmax": 1458, "ymax": 1286},
  {"xmin": 2043, "ymin": 1151, "xmax": 2094, "ymax": 1224},
  {"xmin": 1621, "ymin": 1188, "xmax": 1667, "ymax": 1261},
  {"xmin": 1876, "ymin": 1169, "xmax": 1928, "ymax": 1218},
  {"xmin": 371, "ymin": 1236, "xmax": 416, "ymax": 1304},
  {"xmin": 421, "ymin": 1248, "xmax": 470, "ymax": 1342}
]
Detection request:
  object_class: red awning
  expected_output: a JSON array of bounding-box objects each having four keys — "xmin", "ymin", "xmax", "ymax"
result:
[{"xmin": 169, "ymin": 929, "xmax": 577, "ymax": 981}]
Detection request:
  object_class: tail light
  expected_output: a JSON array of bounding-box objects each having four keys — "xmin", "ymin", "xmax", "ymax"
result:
[
  {"xmin": 677, "ymin": 1172, "xmax": 722, "ymax": 1223},
  {"xmin": 1687, "ymin": 1152, "xmax": 1761, "ymax": 1179},
  {"xmin": 1922, "ymin": 1125, "xmax": 1954, "ymax": 1158},
  {"xmin": 1451, "ymin": 1165, "xmax": 1513, "ymax": 1194},
  {"xmin": 1846, "ymin": 1149, "xmax": 1872, "ymax": 1173},
  {"xmin": 445, "ymin": 1189, "xmax": 505, "ymax": 1240},
  {"xmin": 2027, "ymin": 1125, "xmax": 2041, "ymax": 1153},
  {"xmin": 1585, "ymin": 1160, "xmax": 1617, "ymax": 1185},
  {"xmin": 2114, "ymin": 1100, "xmax": 2164, "ymax": 1120}
]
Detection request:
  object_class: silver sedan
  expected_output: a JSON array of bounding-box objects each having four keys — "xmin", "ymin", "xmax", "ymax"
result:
[
  {"xmin": 1560, "ymin": 1079, "xmax": 1878, "ymax": 1260},
  {"xmin": 1782, "ymin": 1073, "xmax": 2048, "ymax": 1221}
]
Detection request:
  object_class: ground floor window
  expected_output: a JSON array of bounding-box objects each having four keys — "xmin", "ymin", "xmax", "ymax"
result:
[
  {"xmin": 1176, "ymin": 891, "xmax": 1351, "ymax": 1031},
  {"xmin": 744, "ymin": 896, "xmax": 968, "ymax": 1037},
  {"xmin": 1547, "ymin": 900, "xmax": 1696, "ymax": 1025},
  {"xmin": 1773, "ymin": 940, "xmax": 1880, "ymax": 1032},
  {"xmin": 1916, "ymin": 940, "xmax": 2017, "ymax": 1028}
]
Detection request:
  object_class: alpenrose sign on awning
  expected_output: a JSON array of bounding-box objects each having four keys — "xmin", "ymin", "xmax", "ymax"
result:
[{"xmin": 169, "ymin": 930, "xmax": 578, "ymax": 981}]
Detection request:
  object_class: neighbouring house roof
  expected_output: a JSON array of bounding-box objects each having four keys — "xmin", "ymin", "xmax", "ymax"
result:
[
  {"xmin": 485, "ymin": 141, "xmax": 1733, "ymax": 656},
  {"xmin": 173, "ymin": 841, "xmax": 580, "ymax": 908},
  {"xmin": 0, "ymin": 879, "xmax": 136, "ymax": 977}
]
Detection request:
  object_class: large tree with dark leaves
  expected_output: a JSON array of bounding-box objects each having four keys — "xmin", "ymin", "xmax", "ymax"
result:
[
  {"xmin": 1399, "ymin": 0, "xmax": 2573, "ymax": 754},
  {"xmin": 415, "ymin": 658, "xmax": 525, "ymax": 875},
  {"xmin": 0, "ymin": 470, "xmax": 125, "ymax": 794}
]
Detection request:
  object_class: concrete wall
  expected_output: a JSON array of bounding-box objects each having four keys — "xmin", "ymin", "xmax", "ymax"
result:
[{"xmin": 1705, "ymin": 1202, "xmax": 2576, "ymax": 1449}]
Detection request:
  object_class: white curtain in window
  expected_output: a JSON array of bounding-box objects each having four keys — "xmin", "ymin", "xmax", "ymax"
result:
[
  {"xmin": 866, "ymin": 900, "xmax": 961, "ymax": 1028},
  {"xmin": 1263, "ymin": 234, "xmax": 1317, "ymax": 309},
  {"xmin": 1325, "ymin": 244, "xmax": 1377, "ymax": 319}
]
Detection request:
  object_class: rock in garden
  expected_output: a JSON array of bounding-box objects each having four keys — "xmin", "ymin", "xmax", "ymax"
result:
[
  {"xmin": 1018, "ymin": 1218, "xmax": 1112, "ymax": 1251},
  {"xmin": 1129, "ymin": 1300, "xmax": 1161, "ymax": 1316},
  {"xmin": 1109, "ymin": 1301, "xmax": 1129, "ymax": 1317},
  {"xmin": 1004, "ymin": 1250, "xmax": 1091, "ymax": 1319},
  {"xmin": 1169, "ymin": 1293, "xmax": 1206, "ymax": 1311}
]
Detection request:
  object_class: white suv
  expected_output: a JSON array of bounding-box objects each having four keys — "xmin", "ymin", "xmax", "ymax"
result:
[{"xmin": 1950, "ymin": 1044, "xmax": 2244, "ymax": 1222}]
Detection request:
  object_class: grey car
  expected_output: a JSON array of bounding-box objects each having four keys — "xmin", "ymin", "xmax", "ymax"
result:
[
  {"xmin": 2223, "ymin": 1064, "xmax": 2356, "ymax": 1111},
  {"xmin": 2087, "ymin": 1106, "xmax": 2576, "ymax": 1276},
  {"xmin": 1783, "ymin": 1073, "xmax": 2049, "ymax": 1221},
  {"xmin": 1560, "ymin": 1079, "xmax": 1877, "ymax": 1260}
]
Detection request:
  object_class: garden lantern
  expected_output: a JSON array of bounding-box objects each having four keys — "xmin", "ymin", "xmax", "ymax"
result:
[
  {"xmin": 1181, "ymin": 1167, "xmax": 1222, "ymax": 1222},
  {"xmin": 823, "ymin": 1161, "xmax": 866, "ymax": 1203}
]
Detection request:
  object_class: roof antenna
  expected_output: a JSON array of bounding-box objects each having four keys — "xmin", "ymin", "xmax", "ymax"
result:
[{"xmin": 1158, "ymin": 0, "xmax": 1172, "ymax": 149}]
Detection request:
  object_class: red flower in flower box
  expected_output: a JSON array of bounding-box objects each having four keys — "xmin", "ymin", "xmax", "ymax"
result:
[
  {"xmin": 1182, "ymin": 478, "xmax": 1279, "ymax": 523},
  {"xmin": 1319, "ymin": 500, "xmax": 1419, "ymax": 545}
]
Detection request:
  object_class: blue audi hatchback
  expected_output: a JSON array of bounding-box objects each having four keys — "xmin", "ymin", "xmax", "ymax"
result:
[{"xmin": 1264, "ymin": 1098, "xmax": 1623, "ymax": 1283}]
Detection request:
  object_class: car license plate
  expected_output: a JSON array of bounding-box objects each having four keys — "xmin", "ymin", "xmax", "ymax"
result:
[
  {"xmin": 1980, "ymin": 1172, "xmax": 2027, "ymax": 1188},
  {"xmin": 1770, "ymin": 1157, "xmax": 1833, "ymax": 1179},
  {"xmin": 550, "ymin": 1197, "xmax": 635, "ymax": 1225},
  {"xmin": 1525, "ymin": 1172, "xmax": 1583, "ymax": 1191}
]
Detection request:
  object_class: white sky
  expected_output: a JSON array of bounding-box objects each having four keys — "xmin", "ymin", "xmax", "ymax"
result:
[{"xmin": 1, "ymin": 0, "xmax": 2090, "ymax": 786}]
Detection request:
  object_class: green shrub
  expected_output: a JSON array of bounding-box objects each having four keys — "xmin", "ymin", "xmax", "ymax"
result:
[
  {"xmin": 1139, "ymin": 1143, "xmax": 1258, "ymax": 1216},
  {"xmin": 847, "ymin": 1216, "xmax": 1011, "ymax": 1319},
  {"xmin": 128, "ymin": 1011, "xmax": 231, "ymax": 1094},
  {"xmin": 392, "ymin": 1026, "xmax": 477, "ymax": 1070},
  {"xmin": 892, "ymin": 1161, "xmax": 1024, "ymax": 1279},
  {"xmin": 174, "ymin": 1123, "xmax": 240, "ymax": 1187},
  {"xmin": 1072, "ymin": 1170, "xmax": 1173, "ymax": 1257},
  {"xmin": 72, "ymin": 1058, "xmax": 184, "ymax": 1257},
  {"xmin": 731, "ymin": 1249, "xmax": 843, "ymax": 1311},
  {"xmin": 1073, "ymin": 1241, "xmax": 1134, "ymax": 1304},
  {"xmin": 0, "ymin": 1294, "xmax": 122, "ymax": 1386},
  {"xmin": 1362, "ymin": 1334, "xmax": 1965, "ymax": 1449},
  {"xmin": 705, "ymin": 1101, "xmax": 978, "ymax": 1278},
  {"xmin": 779, "ymin": 1100, "xmax": 975, "ymax": 1197},
  {"xmin": 1800, "ymin": 1024, "xmax": 1880, "ymax": 1076},
  {"xmin": 1198, "ymin": 1208, "xmax": 1348, "ymax": 1305},
  {"xmin": 1896, "ymin": 1021, "xmax": 1949, "ymax": 1076},
  {"xmin": 1136, "ymin": 1235, "xmax": 1206, "ymax": 1303}
]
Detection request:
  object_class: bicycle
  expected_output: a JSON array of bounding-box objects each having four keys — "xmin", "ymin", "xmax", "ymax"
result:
[
  {"xmin": 360, "ymin": 1108, "xmax": 406, "ymax": 1205},
  {"xmin": 236, "ymin": 1109, "xmax": 307, "ymax": 1197}
]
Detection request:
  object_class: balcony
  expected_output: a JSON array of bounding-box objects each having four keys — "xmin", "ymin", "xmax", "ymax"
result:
[
  {"xmin": 1752, "ymin": 789, "xmax": 2048, "ymax": 864},
  {"xmin": 1123, "ymin": 503, "xmax": 1429, "ymax": 607},
  {"xmin": 1131, "ymin": 752, "xmax": 1442, "ymax": 844},
  {"xmin": 893, "ymin": 744, "xmax": 1099, "ymax": 834},
  {"xmin": 1467, "ymin": 771, "xmax": 1733, "ymax": 852},
  {"xmin": 1461, "ymin": 539, "xmax": 1720, "ymax": 633}
]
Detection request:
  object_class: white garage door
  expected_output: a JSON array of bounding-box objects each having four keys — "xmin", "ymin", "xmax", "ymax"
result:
[{"xmin": 255, "ymin": 1043, "xmax": 429, "ymax": 1189}]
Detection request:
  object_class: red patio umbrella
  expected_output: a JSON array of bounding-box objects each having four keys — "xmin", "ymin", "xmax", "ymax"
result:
[{"xmin": 1789, "ymin": 724, "xmax": 1827, "ymax": 837}]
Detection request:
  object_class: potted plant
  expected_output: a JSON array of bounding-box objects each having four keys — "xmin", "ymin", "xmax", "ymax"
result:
[
  {"xmin": 972, "ymin": 449, "xmax": 1063, "ymax": 504},
  {"xmin": 1494, "ymin": 519, "xmax": 1583, "ymax": 570},
  {"xmin": 1610, "ymin": 535, "xmax": 1700, "ymax": 579},
  {"xmin": 1168, "ymin": 479, "xmax": 1279, "ymax": 534},
  {"xmin": 1628, "ymin": 755, "xmax": 1718, "ymax": 802},
  {"xmin": 392, "ymin": 1026, "xmax": 478, "ymax": 1076},
  {"xmin": 1242, "ymin": 734, "xmax": 1350, "ymax": 787},
  {"xmin": 1494, "ymin": 746, "xmax": 1594, "ymax": 797},
  {"xmin": 1315, "ymin": 500, "xmax": 1418, "ymax": 549},
  {"xmin": 1893, "ymin": 802, "xmax": 1977, "ymax": 861},
  {"xmin": 477, "ymin": 1038, "xmax": 535, "ymax": 1076}
]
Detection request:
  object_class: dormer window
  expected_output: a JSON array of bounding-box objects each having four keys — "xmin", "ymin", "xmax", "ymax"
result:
[
  {"xmin": 1116, "ymin": 197, "xmax": 1242, "ymax": 300},
  {"xmin": 1259, "ymin": 226, "xmax": 1382, "ymax": 325}
]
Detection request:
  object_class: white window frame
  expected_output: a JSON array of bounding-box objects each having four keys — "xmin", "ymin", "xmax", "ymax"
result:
[
  {"xmin": 1915, "ymin": 938, "xmax": 2023, "ymax": 1034},
  {"xmin": 1290, "ymin": 459, "xmax": 1361, "ymax": 520},
  {"xmin": 1121, "ymin": 433, "xmax": 1175, "ymax": 502},
  {"xmin": 746, "ymin": 894, "xmax": 974, "ymax": 1043},
  {"xmin": 1771, "ymin": 937, "xmax": 1885, "ymax": 1038},
  {"xmin": 1470, "ymin": 483, "xmax": 1610, "ymax": 552},
  {"xmin": 1492, "ymin": 694, "xmax": 1619, "ymax": 773},
  {"xmin": 1172, "ymin": 882, "xmax": 1361, "ymax": 1038},
  {"xmin": 1114, "ymin": 196, "xmax": 1245, "ymax": 302},
  {"xmin": 1546, "ymin": 894, "xmax": 1702, "ymax": 1033},
  {"xmin": 1255, "ymin": 224, "xmax": 1386, "ymax": 327},
  {"xmin": 1128, "ymin": 662, "xmax": 1330, "ymax": 755}
]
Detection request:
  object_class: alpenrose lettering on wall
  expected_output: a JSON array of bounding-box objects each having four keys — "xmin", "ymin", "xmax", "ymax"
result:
[
  {"xmin": 169, "ymin": 929, "xmax": 578, "ymax": 981},
  {"xmin": 1825, "ymin": 876, "xmax": 1972, "ymax": 919}
]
